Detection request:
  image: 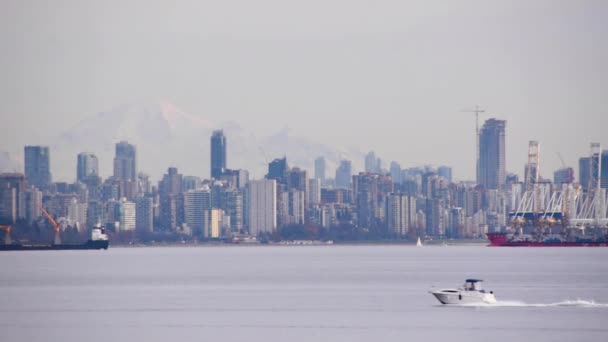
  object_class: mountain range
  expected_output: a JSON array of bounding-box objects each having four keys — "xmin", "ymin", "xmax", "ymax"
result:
[{"xmin": 2, "ymin": 101, "xmax": 364, "ymax": 182}]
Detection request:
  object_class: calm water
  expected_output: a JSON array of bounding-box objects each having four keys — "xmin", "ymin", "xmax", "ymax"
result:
[{"xmin": 1, "ymin": 245, "xmax": 607, "ymax": 342}]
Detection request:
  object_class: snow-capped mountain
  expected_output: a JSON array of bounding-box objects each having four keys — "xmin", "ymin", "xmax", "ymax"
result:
[{"xmin": 48, "ymin": 101, "xmax": 362, "ymax": 181}]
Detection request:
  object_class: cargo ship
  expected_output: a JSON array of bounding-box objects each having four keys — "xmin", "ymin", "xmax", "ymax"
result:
[
  {"xmin": 0, "ymin": 225, "xmax": 109, "ymax": 251},
  {"xmin": 0, "ymin": 205, "xmax": 109, "ymax": 251},
  {"xmin": 487, "ymin": 231, "xmax": 608, "ymax": 247}
]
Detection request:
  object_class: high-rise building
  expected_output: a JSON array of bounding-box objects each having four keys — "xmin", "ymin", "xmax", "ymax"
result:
[
  {"xmin": 287, "ymin": 167, "xmax": 308, "ymax": 209},
  {"xmin": 308, "ymin": 178, "xmax": 321, "ymax": 206},
  {"xmin": 390, "ymin": 161, "xmax": 402, "ymax": 184},
  {"xmin": 67, "ymin": 198, "xmax": 88, "ymax": 230},
  {"xmin": 352, "ymin": 173, "xmax": 394, "ymax": 230},
  {"xmin": 438, "ymin": 166, "xmax": 453, "ymax": 183},
  {"xmin": 159, "ymin": 167, "xmax": 183, "ymax": 231},
  {"xmin": 267, "ymin": 157, "xmax": 288, "ymax": 184},
  {"xmin": 478, "ymin": 119, "xmax": 506, "ymax": 189},
  {"xmin": 314, "ymin": 157, "xmax": 326, "ymax": 181},
  {"xmin": 182, "ymin": 176, "xmax": 202, "ymax": 192},
  {"xmin": 602, "ymin": 151, "xmax": 608, "ymax": 189},
  {"xmin": 136, "ymin": 173, "xmax": 151, "ymax": 195},
  {"xmin": 448, "ymin": 207, "xmax": 465, "ymax": 238},
  {"xmin": 77, "ymin": 153, "xmax": 99, "ymax": 183},
  {"xmin": 278, "ymin": 190, "xmax": 305, "ymax": 225},
  {"xmin": 220, "ymin": 169, "xmax": 249, "ymax": 189},
  {"xmin": 365, "ymin": 151, "xmax": 381, "ymax": 173},
  {"xmin": 113, "ymin": 141, "xmax": 137, "ymax": 181},
  {"xmin": 554, "ymin": 167, "xmax": 574, "ymax": 186},
  {"xmin": 387, "ymin": 193, "xmax": 416, "ymax": 237},
  {"xmin": 135, "ymin": 196, "xmax": 154, "ymax": 233},
  {"xmin": 184, "ymin": 188, "xmax": 211, "ymax": 237},
  {"xmin": 579, "ymin": 157, "xmax": 590, "ymax": 191},
  {"xmin": 24, "ymin": 146, "xmax": 51, "ymax": 189},
  {"xmin": 248, "ymin": 179, "xmax": 277, "ymax": 235},
  {"xmin": 117, "ymin": 198, "xmax": 136, "ymax": 232},
  {"xmin": 210, "ymin": 130, "xmax": 227, "ymax": 179},
  {"xmin": 335, "ymin": 160, "xmax": 352, "ymax": 189},
  {"xmin": 426, "ymin": 198, "xmax": 446, "ymax": 237},
  {"xmin": 224, "ymin": 189, "xmax": 244, "ymax": 233},
  {"xmin": 0, "ymin": 187, "xmax": 16, "ymax": 223},
  {"xmin": 87, "ymin": 200, "xmax": 105, "ymax": 228},
  {"xmin": 209, "ymin": 209, "xmax": 223, "ymax": 238},
  {"xmin": 0, "ymin": 173, "xmax": 27, "ymax": 220},
  {"xmin": 19, "ymin": 188, "xmax": 42, "ymax": 223},
  {"xmin": 48, "ymin": 193, "xmax": 78, "ymax": 219},
  {"xmin": 287, "ymin": 168, "xmax": 308, "ymax": 190}
]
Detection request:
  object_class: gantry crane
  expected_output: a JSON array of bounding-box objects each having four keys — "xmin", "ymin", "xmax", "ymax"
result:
[
  {"xmin": 0, "ymin": 225, "xmax": 11, "ymax": 244},
  {"xmin": 39, "ymin": 205, "xmax": 62, "ymax": 245}
]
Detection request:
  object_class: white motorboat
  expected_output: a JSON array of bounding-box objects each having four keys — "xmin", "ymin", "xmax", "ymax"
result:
[{"xmin": 430, "ymin": 279, "xmax": 496, "ymax": 304}]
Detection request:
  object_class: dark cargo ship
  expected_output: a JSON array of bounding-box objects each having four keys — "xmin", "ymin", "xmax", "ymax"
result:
[
  {"xmin": 0, "ymin": 224, "xmax": 110, "ymax": 251},
  {"xmin": 0, "ymin": 205, "xmax": 109, "ymax": 251}
]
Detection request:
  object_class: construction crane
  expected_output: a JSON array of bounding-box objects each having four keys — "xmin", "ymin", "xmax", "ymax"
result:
[
  {"xmin": 0, "ymin": 225, "xmax": 11, "ymax": 244},
  {"xmin": 462, "ymin": 105, "xmax": 485, "ymax": 181},
  {"xmin": 39, "ymin": 205, "xmax": 61, "ymax": 245}
]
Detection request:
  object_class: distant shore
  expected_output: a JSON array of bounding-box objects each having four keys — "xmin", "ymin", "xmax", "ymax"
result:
[{"xmin": 108, "ymin": 239, "xmax": 490, "ymax": 248}]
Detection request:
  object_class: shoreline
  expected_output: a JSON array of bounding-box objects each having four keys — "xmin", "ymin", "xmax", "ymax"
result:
[{"xmin": 108, "ymin": 239, "xmax": 490, "ymax": 248}]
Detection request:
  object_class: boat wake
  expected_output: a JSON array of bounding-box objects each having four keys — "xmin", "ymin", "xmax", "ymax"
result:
[{"xmin": 457, "ymin": 299, "xmax": 608, "ymax": 308}]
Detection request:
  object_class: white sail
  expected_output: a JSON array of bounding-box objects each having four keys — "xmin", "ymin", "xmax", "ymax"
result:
[{"xmin": 416, "ymin": 237, "xmax": 423, "ymax": 247}]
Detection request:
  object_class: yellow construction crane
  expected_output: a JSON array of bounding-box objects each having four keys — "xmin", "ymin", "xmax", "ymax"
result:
[
  {"xmin": 0, "ymin": 225, "xmax": 11, "ymax": 244},
  {"xmin": 39, "ymin": 205, "xmax": 62, "ymax": 245}
]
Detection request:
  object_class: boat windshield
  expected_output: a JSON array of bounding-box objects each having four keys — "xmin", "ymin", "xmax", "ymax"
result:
[{"xmin": 464, "ymin": 281, "xmax": 482, "ymax": 291}]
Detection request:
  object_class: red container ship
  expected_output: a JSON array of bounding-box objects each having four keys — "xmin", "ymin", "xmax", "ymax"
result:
[{"xmin": 487, "ymin": 232, "xmax": 608, "ymax": 247}]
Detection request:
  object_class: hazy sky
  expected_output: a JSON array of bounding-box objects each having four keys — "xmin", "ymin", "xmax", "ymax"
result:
[{"xmin": 1, "ymin": 0, "xmax": 607, "ymax": 181}]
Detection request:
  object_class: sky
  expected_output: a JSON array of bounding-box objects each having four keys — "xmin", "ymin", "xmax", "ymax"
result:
[{"xmin": 0, "ymin": 0, "xmax": 607, "ymax": 181}]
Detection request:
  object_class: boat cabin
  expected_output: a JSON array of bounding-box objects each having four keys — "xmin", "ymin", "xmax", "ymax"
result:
[{"xmin": 463, "ymin": 279, "xmax": 483, "ymax": 291}]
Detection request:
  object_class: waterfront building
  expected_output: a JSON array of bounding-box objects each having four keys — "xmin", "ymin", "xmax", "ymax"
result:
[
  {"xmin": 248, "ymin": 179, "xmax": 277, "ymax": 235},
  {"xmin": 387, "ymin": 193, "xmax": 416, "ymax": 237},
  {"xmin": 184, "ymin": 188, "xmax": 212, "ymax": 237}
]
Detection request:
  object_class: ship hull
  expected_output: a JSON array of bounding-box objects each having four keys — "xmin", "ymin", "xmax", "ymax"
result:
[
  {"xmin": 0, "ymin": 240, "xmax": 109, "ymax": 251},
  {"xmin": 487, "ymin": 233, "xmax": 608, "ymax": 247}
]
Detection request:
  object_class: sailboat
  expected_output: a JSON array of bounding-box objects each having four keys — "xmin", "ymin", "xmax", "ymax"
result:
[{"xmin": 416, "ymin": 237, "xmax": 423, "ymax": 247}]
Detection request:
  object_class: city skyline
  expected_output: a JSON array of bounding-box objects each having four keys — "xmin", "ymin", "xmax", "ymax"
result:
[
  {"xmin": 1, "ymin": 1, "xmax": 607, "ymax": 181},
  {"xmin": 2, "ymin": 125, "xmax": 607, "ymax": 242},
  {"xmin": 5, "ymin": 119, "xmax": 605, "ymax": 187},
  {"xmin": 1, "ymin": 3, "xmax": 606, "ymax": 341},
  {"xmin": 0, "ymin": 99, "xmax": 606, "ymax": 183}
]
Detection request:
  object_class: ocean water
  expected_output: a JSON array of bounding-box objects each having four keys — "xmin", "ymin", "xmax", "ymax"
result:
[{"xmin": 1, "ymin": 245, "xmax": 607, "ymax": 342}]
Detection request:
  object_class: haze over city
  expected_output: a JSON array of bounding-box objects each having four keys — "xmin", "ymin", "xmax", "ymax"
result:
[
  {"xmin": 1, "ymin": 0, "xmax": 607, "ymax": 182},
  {"xmin": 2, "ymin": 3, "xmax": 608, "ymax": 342}
]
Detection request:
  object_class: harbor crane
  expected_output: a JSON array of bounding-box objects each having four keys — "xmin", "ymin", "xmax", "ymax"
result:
[{"xmin": 39, "ymin": 205, "xmax": 61, "ymax": 245}]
